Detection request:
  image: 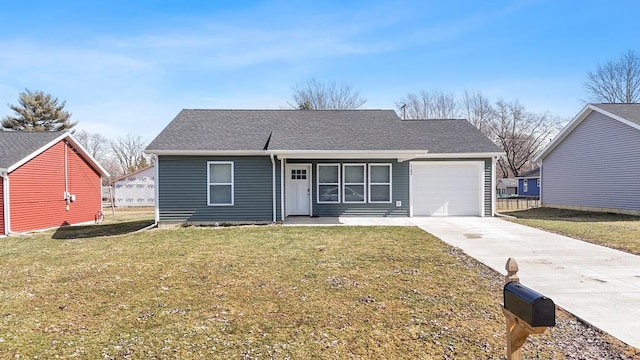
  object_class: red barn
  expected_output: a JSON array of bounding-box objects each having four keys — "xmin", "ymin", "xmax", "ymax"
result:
[{"xmin": 0, "ymin": 131, "xmax": 109, "ymax": 235}]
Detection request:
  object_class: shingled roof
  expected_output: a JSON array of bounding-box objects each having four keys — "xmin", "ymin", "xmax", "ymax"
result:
[
  {"xmin": 0, "ymin": 130, "xmax": 109, "ymax": 176},
  {"xmin": 146, "ymin": 109, "xmax": 502, "ymax": 154},
  {"xmin": 0, "ymin": 131, "xmax": 64, "ymax": 170}
]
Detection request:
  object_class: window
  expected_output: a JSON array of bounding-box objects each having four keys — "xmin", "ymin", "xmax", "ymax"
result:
[
  {"xmin": 317, "ymin": 164, "xmax": 340, "ymax": 203},
  {"xmin": 291, "ymin": 169, "xmax": 307, "ymax": 180},
  {"xmin": 523, "ymin": 179, "xmax": 528, "ymax": 193},
  {"xmin": 208, "ymin": 161, "xmax": 234, "ymax": 206},
  {"xmin": 368, "ymin": 164, "xmax": 392, "ymax": 203},
  {"xmin": 536, "ymin": 178, "xmax": 540, "ymax": 188},
  {"xmin": 343, "ymin": 164, "xmax": 366, "ymax": 203}
]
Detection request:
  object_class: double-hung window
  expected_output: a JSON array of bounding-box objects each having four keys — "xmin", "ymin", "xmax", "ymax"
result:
[
  {"xmin": 523, "ymin": 179, "xmax": 528, "ymax": 193},
  {"xmin": 368, "ymin": 164, "xmax": 392, "ymax": 203},
  {"xmin": 208, "ymin": 161, "xmax": 234, "ymax": 206},
  {"xmin": 317, "ymin": 164, "xmax": 340, "ymax": 203},
  {"xmin": 343, "ymin": 164, "xmax": 366, "ymax": 203}
]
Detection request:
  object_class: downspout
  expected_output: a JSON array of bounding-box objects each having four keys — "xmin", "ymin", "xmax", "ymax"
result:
[
  {"xmin": 270, "ymin": 153, "xmax": 276, "ymax": 223},
  {"xmin": 138, "ymin": 155, "xmax": 160, "ymax": 232},
  {"xmin": 64, "ymin": 141, "xmax": 70, "ymax": 210},
  {"xmin": 280, "ymin": 157, "xmax": 285, "ymax": 221},
  {"xmin": 1, "ymin": 170, "xmax": 9, "ymax": 235},
  {"xmin": 491, "ymin": 157, "xmax": 497, "ymax": 216}
]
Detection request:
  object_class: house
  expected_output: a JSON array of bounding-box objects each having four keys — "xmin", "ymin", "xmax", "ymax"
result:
[
  {"xmin": 496, "ymin": 178, "xmax": 518, "ymax": 196},
  {"xmin": 145, "ymin": 110, "xmax": 504, "ymax": 225},
  {"xmin": 111, "ymin": 165, "xmax": 155, "ymax": 207},
  {"xmin": 535, "ymin": 103, "xmax": 640, "ymax": 215},
  {"xmin": 516, "ymin": 167, "xmax": 540, "ymax": 197},
  {"xmin": 0, "ymin": 131, "xmax": 109, "ymax": 235}
]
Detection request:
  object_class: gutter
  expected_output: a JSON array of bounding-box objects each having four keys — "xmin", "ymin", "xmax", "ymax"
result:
[{"xmin": 270, "ymin": 153, "xmax": 277, "ymax": 223}]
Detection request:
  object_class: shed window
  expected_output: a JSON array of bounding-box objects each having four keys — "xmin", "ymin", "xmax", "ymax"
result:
[
  {"xmin": 318, "ymin": 164, "xmax": 340, "ymax": 203},
  {"xmin": 208, "ymin": 161, "xmax": 234, "ymax": 206},
  {"xmin": 368, "ymin": 164, "xmax": 392, "ymax": 203},
  {"xmin": 523, "ymin": 179, "xmax": 528, "ymax": 193}
]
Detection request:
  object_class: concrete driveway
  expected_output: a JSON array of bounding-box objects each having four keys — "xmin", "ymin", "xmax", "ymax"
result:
[{"xmin": 411, "ymin": 217, "xmax": 640, "ymax": 349}]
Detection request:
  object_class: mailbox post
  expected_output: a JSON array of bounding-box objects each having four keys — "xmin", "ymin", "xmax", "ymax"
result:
[{"xmin": 503, "ymin": 258, "xmax": 555, "ymax": 360}]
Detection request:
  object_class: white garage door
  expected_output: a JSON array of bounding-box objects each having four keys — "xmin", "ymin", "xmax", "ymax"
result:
[{"xmin": 411, "ymin": 161, "xmax": 484, "ymax": 216}]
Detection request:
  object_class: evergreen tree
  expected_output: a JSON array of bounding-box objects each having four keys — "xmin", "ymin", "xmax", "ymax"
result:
[{"xmin": 2, "ymin": 89, "xmax": 76, "ymax": 131}]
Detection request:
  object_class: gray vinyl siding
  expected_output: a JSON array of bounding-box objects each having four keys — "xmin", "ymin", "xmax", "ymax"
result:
[
  {"xmin": 287, "ymin": 158, "xmax": 493, "ymax": 217},
  {"xmin": 542, "ymin": 111, "xmax": 640, "ymax": 212},
  {"xmin": 158, "ymin": 155, "xmax": 281, "ymax": 223},
  {"xmin": 287, "ymin": 159, "xmax": 409, "ymax": 216},
  {"xmin": 410, "ymin": 158, "xmax": 493, "ymax": 217}
]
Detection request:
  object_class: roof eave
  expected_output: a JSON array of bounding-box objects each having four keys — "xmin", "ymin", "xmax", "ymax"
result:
[
  {"xmin": 5, "ymin": 132, "xmax": 110, "ymax": 177},
  {"xmin": 535, "ymin": 103, "xmax": 640, "ymax": 162}
]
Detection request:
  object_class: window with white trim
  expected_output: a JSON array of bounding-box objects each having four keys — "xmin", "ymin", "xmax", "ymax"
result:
[
  {"xmin": 208, "ymin": 161, "xmax": 234, "ymax": 206},
  {"xmin": 523, "ymin": 179, "xmax": 528, "ymax": 193},
  {"xmin": 368, "ymin": 164, "xmax": 392, "ymax": 203},
  {"xmin": 343, "ymin": 164, "xmax": 366, "ymax": 203},
  {"xmin": 536, "ymin": 178, "xmax": 540, "ymax": 188},
  {"xmin": 317, "ymin": 164, "xmax": 340, "ymax": 203}
]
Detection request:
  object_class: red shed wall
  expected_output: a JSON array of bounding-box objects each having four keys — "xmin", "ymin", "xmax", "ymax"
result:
[
  {"xmin": 0, "ymin": 176, "xmax": 5, "ymax": 235},
  {"xmin": 8, "ymin": 140, "xmax": 102, "ymax": 233}
]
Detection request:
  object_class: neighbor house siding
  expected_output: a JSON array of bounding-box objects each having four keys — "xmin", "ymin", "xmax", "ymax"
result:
[
  {"xmin": 158, "ymin": 155, "xmax": 280, "ymax": 223},
  {"xmin": 0, "ymin": 176, "xmax": 4, "ymax": 235},
  {"xmin": 287, "ymin": 159, "xmax": 409, "ymax": 216},
  {"xmin": 518, "ymin": 178, "xmax": 540, "ymax": 197},
  {"xmin": 113, "ymin": 166, "xmax": 155, "ymax": 207},
  {"xmin": 9, "ymin": 141, "xmax": 103, "ymax": 233},
  {"xmin": 542, "ymin": 111, "xmax": 640, "ymax": 212}
]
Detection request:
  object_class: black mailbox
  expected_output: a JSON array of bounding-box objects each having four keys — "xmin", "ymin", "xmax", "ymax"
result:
[{"xmin": 503, "ymin": 282, "xmax": 555, "ymax": 327}]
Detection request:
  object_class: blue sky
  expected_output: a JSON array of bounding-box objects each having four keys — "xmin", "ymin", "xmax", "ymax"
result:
[{"xmin": 1, "ymin": 0, "xmax": 638, "ymax": 141}]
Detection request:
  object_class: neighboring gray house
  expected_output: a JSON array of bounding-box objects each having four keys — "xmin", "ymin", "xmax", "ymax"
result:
[
  {"xmin": 535, "ymin": 104, "xmax": 640, "ymax": 215},
  {"xmin": 145, "ymin": 110, "xmax": 503, "ymax": 225},
  {"xmin": 496, "ymin": 178, "xmax": 517, "ymax": 196}
]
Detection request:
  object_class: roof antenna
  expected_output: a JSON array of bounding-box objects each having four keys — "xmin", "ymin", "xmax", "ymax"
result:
[{"xmin": 400, "ymin": 104, "xmax": 406, "ymax": 120}]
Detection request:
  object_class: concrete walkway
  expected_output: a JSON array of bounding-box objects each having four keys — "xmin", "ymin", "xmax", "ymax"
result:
[
  {"xmin": 411, "ymin": 217, "xmax": 640, "ymax": 349},
  {"xmin": 284, "ymin": 216, "xmax": 640, "ymax": 348}
]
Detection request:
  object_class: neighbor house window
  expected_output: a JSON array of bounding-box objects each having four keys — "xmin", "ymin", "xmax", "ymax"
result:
[
  {"xmin": 343, "ymin": 164, "xmax": 366, "ymax": 203},
  {"xmin": 368, "ymin": 164, "xmax": 392, "ymax": 203},
  {"xmin": 317, "ymin": 164, "xmax": 340, "ymax": 203},
  {"xmin": 537, "ymin": 179, "xmax": 540, "ymax": 187},
  {"xmin": 208, "ymin": 161, "xmax": 234, "ymax": 206},
  {"xmin": 523, "ymin": 179, "xmax": 528, "ymax": 193}
]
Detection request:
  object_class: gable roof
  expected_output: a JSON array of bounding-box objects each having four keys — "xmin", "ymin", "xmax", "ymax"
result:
[
  {"xmin": 146, "ymin": 109, "xmax": 502, "ymax": 156},
  {"xmin": 535, "ymin": 103, "xmax": 640, "ymax": 162},
  {"xmin": 497, "ymin": 178, "xmax": 517, "ymax": 187},
  {"xmin": 110, "ymin": 165, "xmax": 154, "ymax": 184},
  {"xmin": 0, "ymin": 130, "xmax": 109, "ymax": 176},
  {"xmin": 517, "ymin": 167, "xmax": 540, "ymax": 178}
]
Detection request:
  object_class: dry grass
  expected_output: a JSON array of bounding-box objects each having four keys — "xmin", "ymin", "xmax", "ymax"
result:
[
  {"xmin": 505, "ymin": 207, "xmax": 640, "ymax": 255},
  {"xmin": 0, "ymin": 216, "xmax": 636, "ymax": 359}
]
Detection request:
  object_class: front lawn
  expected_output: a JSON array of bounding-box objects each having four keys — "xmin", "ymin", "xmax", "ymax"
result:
[
  {"xmin": 0, "ymin": 224, "xmax": 635, "ymax": 358},
  {"xmin": 505, "ymin": 207, "xmax": 640, "ymax": 255}
]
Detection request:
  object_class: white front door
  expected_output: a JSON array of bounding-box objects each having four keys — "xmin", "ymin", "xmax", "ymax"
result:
[{"xmin": 286, "ymin": 164, "xmax": 311, "ymax": 216}]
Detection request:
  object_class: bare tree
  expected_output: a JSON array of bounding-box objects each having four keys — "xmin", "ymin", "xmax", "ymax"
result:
[
  {"xmin": 395, "ymin": 90, "xmax": 458, "ymax": 119},
  {"xmin": 460, "ymin": 90, "xmax": 493, "ymax": 137},
  {"xmin": 74, "ymin": 129, "xmax": 109, "ymax": 163},
  {"xmin": 584, "ymin": 49, "xmax": 640, "ymax": 103},
  {"xmin": 110, "ymin": 134, "xmax": 149, "ymax": 174},
  {"xmin": 288, "ymin": 79, "xmax": 367, "ymax": 110},
  {"xmin": 490, "ymin": 100, "xmax": 556, "ymax": 178}
]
